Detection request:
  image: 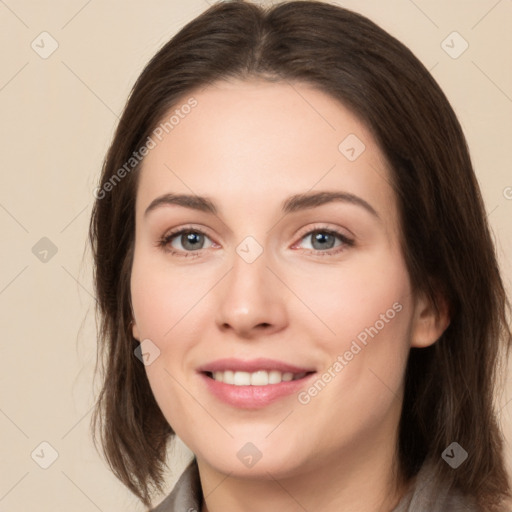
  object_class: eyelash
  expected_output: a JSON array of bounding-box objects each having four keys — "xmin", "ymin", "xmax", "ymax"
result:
[{"xmin": 156, "ymin": 224, "xmax": 354, "ymax": 259}]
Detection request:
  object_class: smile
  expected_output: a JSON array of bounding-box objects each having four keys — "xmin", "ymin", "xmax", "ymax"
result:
[
  {"xmin": 198, "ymin": 358, "xmax": 317, "ymax": 408},
  {"xmin": 207, "ymin": 370, "xmax": 310, "ymax": 386}
]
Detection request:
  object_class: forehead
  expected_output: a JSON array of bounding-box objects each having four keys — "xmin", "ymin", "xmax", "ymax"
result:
[
  {"xmin": 146, "ymin": 78, "xmax": 373, "ymax": 160},
  {"xmin": 136, "ymin": 78, "xmax": 395, "ymax": 221}
]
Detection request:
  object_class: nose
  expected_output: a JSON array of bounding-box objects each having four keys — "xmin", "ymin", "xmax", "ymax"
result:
[{"xmin": 214, "ymin": 247, "xmax": 288, "ymax": 339}]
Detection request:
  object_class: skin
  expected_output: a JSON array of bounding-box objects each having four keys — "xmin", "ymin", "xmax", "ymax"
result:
[{"xmin": 130, "ymin": 78, "xmax": 450, "ymax": 512}]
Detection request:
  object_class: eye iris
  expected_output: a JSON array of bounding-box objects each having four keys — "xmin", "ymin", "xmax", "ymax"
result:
[
  {"xmin": 182, "ymin": 232, "xmax": 203, "ymax": 250},
  {"xmin": 312, "ymin": 231, "xmax": 335, "ymax": 250}
]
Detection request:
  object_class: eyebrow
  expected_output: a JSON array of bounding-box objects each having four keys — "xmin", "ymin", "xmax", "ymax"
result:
[
  {"xmin": 282, "ymin": 191, "xmax": 379, "ymax": 218},
  {"xmin": 144, "ymin": 193, "xmax": 217, "ymax": 217},
  {"xmin": 144, "ymin": 191, "xmax": 379, "ymax": 219}
]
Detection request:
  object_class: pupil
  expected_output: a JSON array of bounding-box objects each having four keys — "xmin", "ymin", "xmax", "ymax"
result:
[
  {"xmin": 183, "ymin": 232, "xmax": 202, "ymax": 250},
  {"xmin": 313, "ymin": 232, "xmax": 334, "ymax": 250}
]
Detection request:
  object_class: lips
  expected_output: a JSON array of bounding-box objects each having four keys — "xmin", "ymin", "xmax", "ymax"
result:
[
  {"xmin": 198, "ymin": 357, "xmax": 315, "ymax": 374},
  {"xmin": 197, "ymin": 358, "xmax": 316, "ymax": 409}
]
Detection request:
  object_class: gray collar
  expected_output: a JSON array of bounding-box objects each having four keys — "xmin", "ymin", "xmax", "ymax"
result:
[{"xmin": 151, "ymin": 458, "xmax": 478, "ymax": 511}]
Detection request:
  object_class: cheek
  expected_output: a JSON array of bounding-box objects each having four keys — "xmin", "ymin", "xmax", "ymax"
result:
[
  {"xmin": 130, "ymin": 250, "xmax": 212, "ymax": 339},
  {"xmin": 291, "ymin": 248, "xmax": 413, "ymax": 407},
  {"xmin": 129, "ymin": 251, "xmax": 216, "ymax": 425},
  {"xmin": 290, "ymin": 246, "xmax": 412, "ymax": 346}
]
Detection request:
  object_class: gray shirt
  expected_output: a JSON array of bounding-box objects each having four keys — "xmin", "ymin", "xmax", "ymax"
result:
[{"xmin": 151, "ymin": 458, "xmax": 479, "ymax": 511}]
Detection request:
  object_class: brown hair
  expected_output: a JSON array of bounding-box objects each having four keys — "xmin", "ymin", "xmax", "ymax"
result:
[{"xmin": 89, "ymin": 1, "xmax": 512, "ymax": 509}]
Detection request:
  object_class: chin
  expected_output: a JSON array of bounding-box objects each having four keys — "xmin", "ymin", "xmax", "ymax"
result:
[{"xmin": 193, "ymin": 437, "xmax": 309, "ymax": 479}]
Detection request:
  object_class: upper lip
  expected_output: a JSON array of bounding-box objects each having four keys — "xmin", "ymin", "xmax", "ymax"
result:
[{"xmin": 198, "ymin": 358, "xmax": 316, "ymax": 374}]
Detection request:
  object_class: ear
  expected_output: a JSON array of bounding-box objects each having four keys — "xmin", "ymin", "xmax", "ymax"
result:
[
  {"xmin": 410, "ymin": 289, "xmax": 451, "ymax": 348},
  {"xmin": 131, "ymin": 319, "xmax": 141, "ymax": 341},
  {"xmin": 130, "ymin": 298, "xmax": 141, "ymax": 341}
]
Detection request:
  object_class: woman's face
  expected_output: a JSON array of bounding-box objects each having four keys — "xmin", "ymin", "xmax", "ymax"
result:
[{"xmin": 130, "ymin": 78, "xmax": 443, "ymax": 479}]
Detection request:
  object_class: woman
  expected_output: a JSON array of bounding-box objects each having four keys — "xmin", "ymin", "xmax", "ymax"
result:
[{"xmin": 89, "ymin": 1, "xmax": 512, "ymax": 510}]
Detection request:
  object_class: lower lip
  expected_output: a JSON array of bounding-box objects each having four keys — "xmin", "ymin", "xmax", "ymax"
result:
[{"xmin": 200, "ymin": 372, "xmax": 316, "ymax": 409}]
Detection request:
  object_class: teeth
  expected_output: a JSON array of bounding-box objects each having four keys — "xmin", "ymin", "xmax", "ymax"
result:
[
  {"xmin": 268, "ymin": 370, "xmax": 282, "ymax": 384},
  {"xmin": 233, "ymin": 371, "xmax": 251, "ymax": 386},
  {"xmin": 251, "ymin": 370, "xmax": 268, "ymax": 386},
  {"xmin": 210, "ymin": 370, "xmax": 307, "ymax": 385}
]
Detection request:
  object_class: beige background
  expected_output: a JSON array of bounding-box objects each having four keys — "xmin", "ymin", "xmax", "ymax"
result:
[{"xmin": 0, "ymin": 0, "xmax": 511, "ymax": 510}]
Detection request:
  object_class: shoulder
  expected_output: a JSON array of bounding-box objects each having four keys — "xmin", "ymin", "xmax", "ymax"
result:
[
  {"xmin": 150, "ymin": 459, "xmax": 202, "ymax": 512},
  {"xmin": 392, "ymin": 460, "xmax": 480, "ymax": 512}
]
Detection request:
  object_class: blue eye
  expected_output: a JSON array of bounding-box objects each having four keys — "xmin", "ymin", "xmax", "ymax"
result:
[
  {"xmin": 302, "ymin": 231, "xmax": 340, "ymax": 250},
  {"xmin": 296, "ymin": 228, "xmax": 354, "ymax": 255},
  {"xmin": 174, "ymin": 231, "xmax": 209, "ymax": 251},
  {"xmin": 158, "ymin": 228, "xmax": 215, "ymax": 257},
  {"xmin": 157, "ymin": 226, "xmax": 354, "ymax": 258}
]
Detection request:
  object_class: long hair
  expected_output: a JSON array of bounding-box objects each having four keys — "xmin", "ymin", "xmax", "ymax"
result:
[{"xmin": 89, "ymin": 1, "xmax": 512, "ymax": 509}]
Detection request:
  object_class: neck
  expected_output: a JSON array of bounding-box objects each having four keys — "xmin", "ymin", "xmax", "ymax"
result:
[{"xmin": 198, "ymin": 434, "xmax": 409, "ymax": 512}]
